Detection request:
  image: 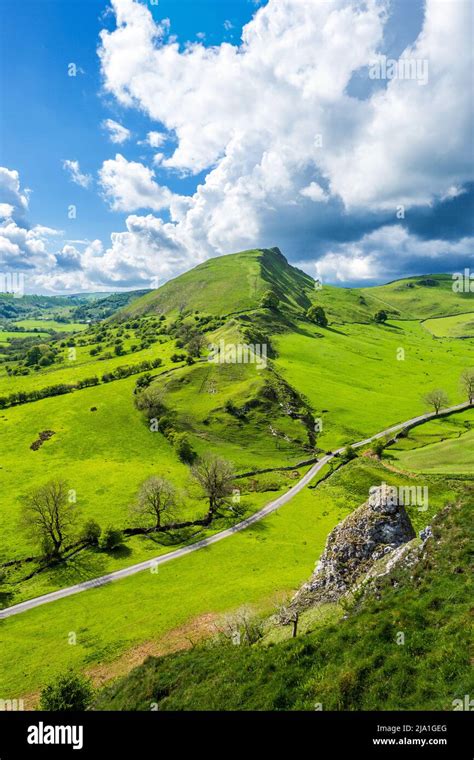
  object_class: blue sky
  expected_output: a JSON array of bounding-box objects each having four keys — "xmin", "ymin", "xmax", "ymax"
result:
[{"xmin": 0, "ymin": 0, "xmax": 472, "ymax": 293}]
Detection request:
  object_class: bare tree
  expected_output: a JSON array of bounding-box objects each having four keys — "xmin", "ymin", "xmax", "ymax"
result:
[
  {"xmin": 192, "ymin": 454, "xmax": 235, "ymax": 518},
  {"xmin": 21, "ymin": 480, "xmax": 77, "ymax": 558},
  {"xmin": 220, "ymin": 606, "xmax": 264, "ymax": 646},
  {"xmin": 423, "ymin": 389, "xmax": 449, "ymax": 415},
  {"xmin": 277, "ymin": 605, "xmax": 299, "ymax": 638},
  {"xmin": 461, "ymin": 369, "xmax": 474, "ymax": 404},
  {"xmin": 132, "ymin": 476, "xmax": 179, "ymax": 530}
]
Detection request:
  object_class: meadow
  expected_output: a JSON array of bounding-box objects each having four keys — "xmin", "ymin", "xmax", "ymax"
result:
[
  {"xmin": 0, "ymin": 248, "xmax": 472, "ymax": 706},
  {"xmin": 0, "ymin": 456, "xmax": 459, "ymax": 698}
]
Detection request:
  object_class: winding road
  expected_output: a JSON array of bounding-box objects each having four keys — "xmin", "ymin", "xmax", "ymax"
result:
[{"xmin": 0, "ymin": 401, "xmax": 470, "ymax": 621}]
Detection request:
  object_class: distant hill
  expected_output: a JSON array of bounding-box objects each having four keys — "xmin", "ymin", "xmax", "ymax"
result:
[
  {"xmin": 117, "ymin": 248, "xmax": 473, "ymax": 324},
  {"xmin": 71, "ymin": 290, "xmax": 151, "ymax": 321}
]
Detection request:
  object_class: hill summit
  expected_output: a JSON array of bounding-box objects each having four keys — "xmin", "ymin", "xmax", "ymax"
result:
[{"xmin": 118, "ymin": 247, "xmax": 314, "ymax": 319}]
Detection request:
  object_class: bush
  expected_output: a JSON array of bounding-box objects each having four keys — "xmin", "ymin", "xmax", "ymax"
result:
[
  {"xmin": 80, "ymin": 519, "xmax": 101, "ymax": 546},
  {"xmin": 306, "ymin": 305, "xmax": 328, "ymax": 327},
  {"xmin": 40, "ymin": 671, "xmax": 94, "ymax": 711},
  {"xmin": 340, "ymin": 445, "xmax": 357, "ymax": 464},
  {"xmin": 174, "ymin": 432, "xmax": 197, "ymax": 464},
  {"xmin": 260, "ymin": 290, "xmax": 280, "ymax": 310},
  {"xmin": 99, "ymin": 526, "xmax": 123, "ymax": 551}
]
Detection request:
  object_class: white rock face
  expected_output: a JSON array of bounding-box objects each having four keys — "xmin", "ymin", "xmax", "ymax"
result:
[{"xmin": 293, "ymin": 486, "xmax": 416, "ymax": 608}]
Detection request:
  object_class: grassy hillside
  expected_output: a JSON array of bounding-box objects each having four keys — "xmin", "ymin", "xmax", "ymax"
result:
[
  {"xmin": 95, "ymin": 484, "xmax": 472, "ymax": 711},
  {"xmin": 423, "ymin": 312, "xmax": 474, "ymax": 338},
  {"xmin": 0, "ymin": 247, "xmax": 473, "ymax": 707},
  {"xmin": 0, "ymin": 456, "xmax": 462, "ymax": 698},
  {"xmin": 386, "ymin": 409, "xmax": 474, "ymax": 475},
  {"xmin": 118, "ymin": 248, "xmax": 314, "ymax": 319},
  {"xmin": 359, "ymin": 274, "xmax": 473, "ymax": 320}
]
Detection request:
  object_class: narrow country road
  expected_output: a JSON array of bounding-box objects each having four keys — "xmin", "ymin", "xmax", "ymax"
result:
[{"xmin": 0, "ymin": 401, "xmax": 470, "ymax": 621}]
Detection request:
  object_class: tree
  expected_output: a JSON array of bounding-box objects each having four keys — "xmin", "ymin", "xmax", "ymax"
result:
[
  {"xmin": 21, "ymin": 480, "xmax": 77, "ymax": 558},
  {"xmin": 188, "ymin": 333, "xmax": 205, "ymax": 357},
  {"xmin": 99, "ymin": 526, "xmax": 123, "ymax": 551},
  {"xmin": 173, "ymin": 432, "xmax": 196, "ymax": 464},
  {"xmin": 134, "ymin": 386, "xmax": 167, "ymax": 420},
  {"xmin": 40, "ymin": 672, "xmax": 94, "ymax": 711},
  {"xmin": 260, "ymin": 289, "xmax": 280, "ymax": 310},
  {"xmin": 306, "ymin": 305, "xmax": 328, "ymax": 327},
  {"xmin": 80, "ymin": 519, "xmax": 101, "ymax": 547},
  {"xmin": 371, "ymin": 439, "xmax": 385, "ymax": 459},
  {"xmin": 340, "ymin": 445, "xmax": 357, "ymax": 463},
  {"xmin": 374, "ymin": 310, "xmax": 388, "ymax": 324},
  {"xmin": 192, "ymin": 454, "xmax": 235, "ymax": 518},
  {"xmin": 424, "ymin": 389, "xmax": 449, "ymax": 415},
  {"xmin": 132, "ymin": 477, "xmax": 179, "ymax": 531},
  {"xmin": 461, "ymin": 369, "xmax": 474, "ymax": 404}
]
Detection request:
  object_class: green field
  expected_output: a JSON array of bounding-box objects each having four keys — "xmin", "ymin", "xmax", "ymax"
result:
[
  {"xmin": 423, "ymin": 312, "xmax": 474, "ymax": 338},
  {"xmin": 0, "ymin": 457, "xmax": 459, "ymax": 697},
  {"xmin": 13, "ymin": 319, "xmax": 88, "ymax": 332},
  {"xmin": 0, "ymin": 330, "xmax": 49, "ymax": 344},
  {"xmin": 386, "ymin": 409, "xmax": 474, "ymax": 474},
  {"xmin": 274, "ymin": 319, "xmax": 472, "ymax": 449}
]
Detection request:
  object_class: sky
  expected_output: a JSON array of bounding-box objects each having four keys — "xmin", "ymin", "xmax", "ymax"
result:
[{"xmin": 0, "ymin": 0, "xmax": 473, "ymax": 294}]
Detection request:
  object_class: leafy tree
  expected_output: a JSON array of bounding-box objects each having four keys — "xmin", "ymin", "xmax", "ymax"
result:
[
  {"xmin": 21, "ymin": 480, "xmax": 77, "ymax": 558},
  {"xmin": 192, "ymin": 455, "xmax": 235, "ymax": 518},
  {"xmin": 40, "ymin": 672, "xmax": 94, "ymax": 711},
  {"xmin": 424, "ymin": 389, "xmax": 449, "ymax": 415},
  {"xmin": 461, "ymin": 369, "xmax": 474, "ymax": 404},
  {"xmin": 135, "ymin": 386, "xmax": 167, "ymax": 420},
  {"xmin": 260, "ymin": 290, "xmax": 280, "ymax": 310},
  {"xmin": 132, "ymin": 477, "xmax": 179, "ymax": 531},
  {"xmin": 371, "ymin": 439, "xmax": 385, "ymax": 459},
  {"xmin": 134, "ymin": 373, "xmax": 153, "ymax": 393},
  {"xmin": 188, "ymin": 333, "xmax": 205, "ymax": 357},
  {"xmin": 306, "ymin": 305, "xmax": 328, "ymax": 327},
  {"xmin": 374, "ymin": 310, "xmax": 388, "ymax": 324},
  {"xmin": 80, "ymin": 519, "xmax": 101, "ymax": 546},
  {"xmin": 340, "ymin": 445, "xmax": 357, "ymax": 464},
  {"xmin": 99, "ymin": 526, "xmax": 123, "ymax": 551},
  {"xmin": 173, "ymin": 432, "xmax": 196, "ymax": 464}
]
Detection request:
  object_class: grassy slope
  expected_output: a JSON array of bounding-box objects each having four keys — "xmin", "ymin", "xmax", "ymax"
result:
[
  {"xmin": 423, "ymin": 312, "xmax": 474, "ymax": 338},
  {"xmin": 0, "ymin": 457, "xmax": 459, "ymax": 697},
  {"xmin": 274, "ymin": 319, "xmax": 473, "ymax": 449},
  {"xmin": 119, "ymin": 248, "xmax": 313, "ymax": 319},
  {"xmin": 95, "ymin": 491, "xmax": 473, "ymax": 711},
  {"xmin": 387, "ymin": 409, "xmax": 474, "ymax": 474},
  {"xmin": 360, "ymin": 274, "xmax": 473, "ymax": 320}
]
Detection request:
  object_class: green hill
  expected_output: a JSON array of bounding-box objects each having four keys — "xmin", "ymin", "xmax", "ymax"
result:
[
  {"xmin": 359, "ymin": 274, "xmax": 474, "ymax": 320},
  {"xmin": 118, "ymin": 247, "xmax": 314, "ymax": 319}
]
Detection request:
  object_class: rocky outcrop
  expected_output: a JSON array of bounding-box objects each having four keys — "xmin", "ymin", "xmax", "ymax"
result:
[{"xmin": 292, "ymin": 485, "xmax": 416, "ymax": 609}]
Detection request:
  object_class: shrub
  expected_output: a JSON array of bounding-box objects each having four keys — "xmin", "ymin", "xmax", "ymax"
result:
[
  {"xmin": 260, "ymin": 289, "xmax": 280, "ymax": 310},
  {"xmin": 40, "ymin": 672, "xmax": 94, "ymax": 711},
  {"xmin": 174, "ymin": 432, "xmax": 197, "ymax": 464},
  {"xmin": 80, "ymin": 519, "xmax": 101, "ymax": 546},
  {"xmin": 340, "ymin": 445, "xmax": 357, "ymax": 464},
  {"xmin": 306, "ymin": 305, "xmax": 328, "ymax": 327},
  {"xmin": 99, "ymin": 526, "xmax": 123, "ymax": 551}
]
